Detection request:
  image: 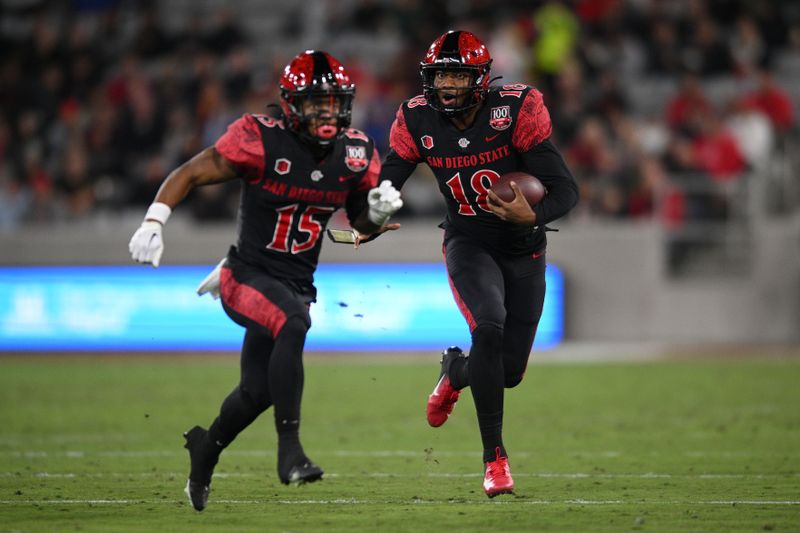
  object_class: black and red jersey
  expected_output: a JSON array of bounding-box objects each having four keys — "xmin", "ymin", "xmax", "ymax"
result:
[
  {"xmin": 381, "ymin": 85, "xmax": 578, "ymax": 255},
  {"xmin": 215, "ymin": 114, "xmax": 379, "ymax": 280}
]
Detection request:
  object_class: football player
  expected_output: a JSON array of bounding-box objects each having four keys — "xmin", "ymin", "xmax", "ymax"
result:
[
  {"xmin": 376, "ymin": 30, "xmax": 579, "ymax": 497},
  {"xmin": 128, "ymin": 50, "xmax": 402, "ymax": 511}
]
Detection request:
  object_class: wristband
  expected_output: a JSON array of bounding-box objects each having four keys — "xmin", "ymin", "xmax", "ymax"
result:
[{"xmin": 144, "ymin": 202, "xmax": 172, "ymax": 225}]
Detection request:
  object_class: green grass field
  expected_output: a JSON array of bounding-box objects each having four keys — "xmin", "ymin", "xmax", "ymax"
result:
[{"xmin": 1, "ymin": 354, "xmax": 799, "ymax": 532}]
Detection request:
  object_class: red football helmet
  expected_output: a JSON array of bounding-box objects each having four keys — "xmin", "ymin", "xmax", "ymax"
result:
[
  {"xmin": 279, "ymin": 50, "xmax": 355, "ymax": 146},
  {"xmin": 420, "ymin": 30, "xmax": 493, "ymax": 115}
]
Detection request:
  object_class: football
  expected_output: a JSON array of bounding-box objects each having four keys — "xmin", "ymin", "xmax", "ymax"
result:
[{"xmin": 490, "ymin": 172, "xmax": 546, "ymax": 206}]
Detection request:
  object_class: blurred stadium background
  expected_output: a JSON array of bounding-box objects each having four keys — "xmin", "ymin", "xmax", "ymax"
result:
[
  {"xmin": 2, "ymin": 1, "xmax": 800, "ymax": 531},
  {"xmin": 1, "ymin": 0, "xmax": 799, "ymax": 351}
]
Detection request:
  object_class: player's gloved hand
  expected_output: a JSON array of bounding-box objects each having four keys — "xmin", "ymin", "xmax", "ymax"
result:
[
  {"xmin": 129, "ymin": 202, "xmax": 171, "ymax": 267},
  {"xmin": 367, "ymin": 180, "xmax": 403, "ymax": 225},
  {"xmin": 196, "ymin": 257, "xmax": 226, "ymax": 300}
]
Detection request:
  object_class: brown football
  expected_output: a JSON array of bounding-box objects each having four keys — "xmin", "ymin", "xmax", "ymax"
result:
[{"xmin": 490, "ymin": 172, "xmax": 546, "ymax": 206}]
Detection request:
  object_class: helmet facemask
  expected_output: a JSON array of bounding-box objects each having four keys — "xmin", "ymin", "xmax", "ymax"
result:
[
  {"xmin": 420, "ymin": 62, "xmax": 491, "ymax": 115},
  {"xmin": 280, "ymin": 87, "xmax": 354, "ymax": 147}
]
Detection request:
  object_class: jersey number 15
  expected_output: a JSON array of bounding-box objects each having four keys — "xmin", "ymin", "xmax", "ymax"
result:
[{"xmin": 266, "ymin": 204, "xmax": 335, "ymax": 253}]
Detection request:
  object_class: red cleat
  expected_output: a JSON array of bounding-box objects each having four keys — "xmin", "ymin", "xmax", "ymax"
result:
[
  {"xmin": 426, "ymin": 347, "xmax": 465, "ymax": 427},
  {"xmin": 483, "ymin": 447, "xmax": 514, "ymax": 498}
]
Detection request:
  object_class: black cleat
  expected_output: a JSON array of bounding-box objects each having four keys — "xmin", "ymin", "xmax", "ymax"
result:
[
  {"xmin": 183, "ymin": 426, "xmax": 218, "ymax": 511},
  {"xmin": 184, "ymin": 478, "xmax": 210, "ymax": 512},
  {"xmin": 278, "ymin": 456, "xmax": 324, "ymax": 485}
]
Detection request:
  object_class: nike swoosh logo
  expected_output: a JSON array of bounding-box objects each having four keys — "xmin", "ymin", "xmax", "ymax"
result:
[
  {"xmin": 485, "ymin": 133, "xmax": 501, "ymax": 142},
  {"xmin": 339, "ymin": 174, "xmax": 358, "ymax": 182},
  {"xmin": 532, "ymin": 250, "xmax": 545, "ymax": 260}
]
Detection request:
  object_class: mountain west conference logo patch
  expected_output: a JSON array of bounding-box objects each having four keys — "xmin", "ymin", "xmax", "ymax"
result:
[
  {"xmin": 490, "ymin": 105, "xmax": 512, "ymax": 131},
  {"xmin": 344, "ymin": 146, "xmax": 368, "ymax": 171}
]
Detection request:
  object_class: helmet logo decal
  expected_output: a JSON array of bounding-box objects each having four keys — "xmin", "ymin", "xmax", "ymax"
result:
[
  {"xmin": 310, "ymin": 170, "xmax": 324, "ymax": 182},
  {"xmin": 421, "ymin": 135, "xmax": 434, "ymax": 149},
  {"xmin": 275, "ymin": 158, "xmax": 292, "ymax": 175},
  {"xmin": 490, "ymin": 106, "xmax": 512, "ymax": 131},
  {"xmin": 344, "ymin": 145, "xmax": 368, "ymax": 171}
]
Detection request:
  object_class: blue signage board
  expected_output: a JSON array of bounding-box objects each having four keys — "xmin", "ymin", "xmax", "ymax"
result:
[{"xmin": 0, "ymin": 264, "xmax": 563, "ymax": 351}]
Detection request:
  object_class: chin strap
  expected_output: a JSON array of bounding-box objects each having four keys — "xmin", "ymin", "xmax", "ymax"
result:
[{"xmin": 487, "ymin": 75, "xmax": 503, "ymax": 87}]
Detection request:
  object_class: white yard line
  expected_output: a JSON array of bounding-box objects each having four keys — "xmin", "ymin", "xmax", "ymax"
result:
[
  {"xmin": 0, "ymin": 498, "xmax": 798, "ymax": 506},
  {"xmin": 2, "ymin": 471, "xmax": 797, "ymax": 479}
]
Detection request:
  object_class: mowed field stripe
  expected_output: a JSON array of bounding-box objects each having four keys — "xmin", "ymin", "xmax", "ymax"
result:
[
  {"xmin": 1, "ymin": 498, "xmax": 799, "ymax": 506},
  {"xmin": 2, "ymin": 471, "xmax": 797, "ymax": 480},
  {"xmin": 5, "ymin": 449, "xmax": 794, "ymax": 458}
]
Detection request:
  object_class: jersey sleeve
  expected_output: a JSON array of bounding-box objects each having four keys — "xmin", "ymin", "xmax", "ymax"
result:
[
  {"xmin": 389, "ymin": 105, "xmax": 423, "ymax": 164},
  {"xmin": 214, "ymin": 114, "xmax": 265, "ymax": 178},
  {"xmin": 344, "ymin": 145, "xmax": 380, "ymax": 224},
  {"xmin": 354, "ymin": 146, "xmax": 380, "ymax": 192},
  {"xmin": 512, "ymin": 89, "xmax": 553, "ymax": 153}
]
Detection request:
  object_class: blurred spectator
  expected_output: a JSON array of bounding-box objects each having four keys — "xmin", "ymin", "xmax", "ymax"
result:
[
  {"xmin": 205, "ymin": 8, "xmax": 247, "ymax": 54},
  {"xmin": 132, "ymin": 5, "xmax": 172, "ymax": 60},
  {"xmin": 730, "ymin": 15, "xmax": 768, "ymax": 76},
  {"xmin": 645, "ymin": 19, "xmax": 682, "ymax": 76},
  {"xmin": 689, "ymin": 110, "xmax": 747, "ymax": 182},
  {"xmin": 665, "ymin": 75, "xmax": 713, "ymax": 133},
  {"xmin": 725, "ymin": 97, "xmax": 774, "ymax": 170},
  {"xmin": 0, "ymin": 0, "xmax": 797, "ymax": 228},
  {"xmin": 741, "ymin": 68, "xmax": 795, "ymax": 134},
  {"xmin": 531, "ymin": 0, "xmax": 580, "ymax": 97},
  {"xmin": 682, "ymin": 15, "xmax": 735, "ymax": 76}
]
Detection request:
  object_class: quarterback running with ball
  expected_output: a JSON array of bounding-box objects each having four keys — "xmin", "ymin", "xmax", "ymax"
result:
[{"xmin": 377, "ymin": 30, "xmax": 579, "ymax": 497}]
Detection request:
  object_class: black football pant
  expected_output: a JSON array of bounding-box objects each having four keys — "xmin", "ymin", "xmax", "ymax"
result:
[
  {"xmin": 443, "ymin": 232, "xmax": 546, "ymax": 458},
  {"xmin": 206, "ymin": 254, "xmax": 314, "ymax": 454}
]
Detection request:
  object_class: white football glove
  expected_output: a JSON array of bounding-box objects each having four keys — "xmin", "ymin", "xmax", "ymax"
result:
[
  {"xmin": 129, "ymin": 202, "xmax": 171, "ymax": 267},
  {"xmin": 196, "ymin": 257, "xmax": 226, "ymax": 300},
  {"xmin": 367, "ymin": 180, "xmax": 403, "ymax": 225},
  {"xmin": 129, "ymin": 221, "xmax": 165, "ymax": 267}
]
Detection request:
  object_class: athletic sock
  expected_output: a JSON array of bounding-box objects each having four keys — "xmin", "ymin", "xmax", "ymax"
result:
[
  {"xmin": 449, "ymin": 355, "xmax": 469, "ymax": 390},
  {"xmin": 478, "ymin": 410, "xmax": 505, "ymax": 462}
]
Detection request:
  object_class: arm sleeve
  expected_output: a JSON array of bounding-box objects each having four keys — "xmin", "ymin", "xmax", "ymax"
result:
[
  {"xmin": 345, "ymin": 146, "xmax": 381, "ymax": 223},
  {"xmin": 388, "ymin": 106, "xmax": 423, "ymax": 164},
  {"xmin": 512, "ymin": 89, "xmax": 553, "ymax": 152},
  {"xmin": 380, "ymin": 148, "xmax": 418, "ymax": 190},
  {"xmin": 214, "ymin": 114, "xmax": 265, "ymax": 179},
  {"xmin": 520, "ymin": 139, "xmax": 579, "ymax": 225}
]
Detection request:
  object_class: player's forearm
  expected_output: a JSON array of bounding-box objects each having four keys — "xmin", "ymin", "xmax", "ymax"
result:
[
  {"xmin": 523, "ymin": 140, "xmax": 579, "ymax": 224},
  {"xmin": 351, "ymin": 210, "xmax": 384, "ymax": 235},
  {"xmin": 380, "ymin": 149, "xmax": 417, "ymax": 190},
  {"xmin": 151, "ymin": 147, "xmax": 238, "ymax": 212}
]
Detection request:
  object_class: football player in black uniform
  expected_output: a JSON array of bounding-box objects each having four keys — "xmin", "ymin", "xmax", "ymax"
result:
[
  {"xmin": 128, "ymin": 51, "xmax": 402, "ymax": 511},
  {"xmin": 377, "ymin": 30, "xmax": 578, "ymax": 497}
]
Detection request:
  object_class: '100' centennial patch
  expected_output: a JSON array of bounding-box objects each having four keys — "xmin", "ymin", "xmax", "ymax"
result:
[
  {"xmin": 490, "ymin": 105, "xmax": 512, "ymax": 131},
  {"xmin": 345, "ymin": 145, "xmax": 368, "ymax": 171}
]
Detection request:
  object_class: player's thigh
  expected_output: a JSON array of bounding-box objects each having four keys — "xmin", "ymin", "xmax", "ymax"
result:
[
  {"xmin": 503, "ymin": 251, "xmax": 547, "ymax": 328},
  {"xmin": 444, "ymin": 235, "xmax": 506, "ymax": 328},
  {"xmin": 220, "ymin": 265, "xmax": 311, "ymax": 338},
  {"xmin": 500, "ymin": 253, "xmax": 546, "ymax": 384}
]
